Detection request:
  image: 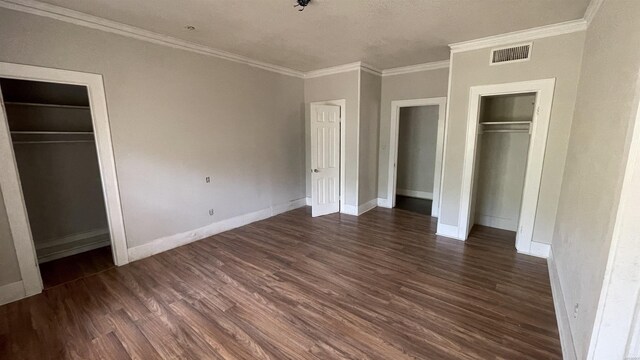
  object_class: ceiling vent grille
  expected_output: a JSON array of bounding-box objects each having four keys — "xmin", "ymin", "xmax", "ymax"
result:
[{"xmin": 491, "ymin": 43, "xmax": 532, "ymax": 65}]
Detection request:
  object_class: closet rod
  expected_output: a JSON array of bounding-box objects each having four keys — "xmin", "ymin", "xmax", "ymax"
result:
[
  {"xmin": 12, "ymin": 140, "xmax": 95, "ymax": 144},
  {"xmin": 10, "ymin": 131, "xmax": 94, "ymax": 135},
  {"xmin": 480, "ymin": 121, "xmax": 531, "ymax": 125},
  {"xmin": 481, "ymin": 129, "xmax": 530, "ymax": 134},
  {"xmin": 4, "ymin": 102, "xmax": 90, "ymax": 110}
]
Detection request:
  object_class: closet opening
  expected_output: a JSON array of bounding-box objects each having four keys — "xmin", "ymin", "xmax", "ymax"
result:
[
  {"xmin": 469, "ymin": 93, "xmax": 535, "ymax": 242},
  {"xmin": 0, "ymin": 78, "xmax": 114, "ymax": 289}
]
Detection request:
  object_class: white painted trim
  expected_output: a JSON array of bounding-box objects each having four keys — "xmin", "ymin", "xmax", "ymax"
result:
[
  {"xmin": 35, "ymin": 228, "xmax": 108, "ymax": 250},
  {"xmin": 475, "ymin": 214, "xmax": 517, "ymax": 232},
  {"xmin": 0, "ymin": 281, "xmax": 25, "ymax": 306},
  {"xmin": 341, "ymin": 204, "xmax": 358, "ymax": 216},
  {"xmin": 0, "ymin": 0, "xmax": 305, "ymax": 78},
  {"xmin": 548, "ymin": 249, "xmax": 578, "ymax": 360},
  {"xmin": 584, "ymin": 0, "xmax": 605, "ymax": 26},
  {"xmin": 458, "ymin": 79, "xmax": 556, "ymax": 252},
  {"xmin": 435, "ymin": 223, "xmax": 464, "ymax": 241},
  {"xmin": 387, "ymin": 97, "xmax": 447, "ymax": 217},
  {"xmin": 355, "ymin": 69, "xmax": 362, "ymax": 211},
  {"xmin": 518, "ymin": 241, "xmax": 551, "ymax": 259},
  {"xmin": 357, "ymin": 198, "xmax": 378, "ymax": 216},
  {"xmin": 128, "ymin": 198, "xmax": 306, "ymax": 262},
  {"xmin": 436, "ymin": 57, "xmax": 454, "ymax": 233},
  {"xmin": 449, "ymin": 20, "xmax": 587, "ymax": 53},
  {"xmin": 38, "ymin": 237, "xmax": 110, "ymax": 264},
  {"xmin": 377, "ymin": 198, "xmax": 391, "ymax": 208},
  {"xmin": 360, "ymin": 63, "xmax": 382, "ymax": 77},
  {"xmin": 381, "ymin": 60, "xmax": 450, "ymax": 77},
  {"xmin": 305, "ymin": 197, "xmax": 312, "ymax": 206},
  {"xmin": 396, "ymin": 189, "xmax": 433, "ymax": 200},
  {"xmin": 0, "ymin": 62, "xmax": 130, "ymax": 297},
  {"xmin": 309, "ymin": 100, "xmax": 346, "ymax": 215}
]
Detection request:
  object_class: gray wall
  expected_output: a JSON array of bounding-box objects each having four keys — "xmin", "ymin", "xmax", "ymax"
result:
[
  {"xmin": 378, "ymin": 68, "xmax": 449, "ymax": 200},
  {"xmin": 358, "ymin": 70, "xmax": 381, "ymax": 205},
  {"xmin": 441, "ymin": 31, "xmax": 585, "ymax": 245},
  {"xmin": 552, "ymin": 0, "xmax": 640, "ymax": 357},
  {"xmin": 396, "ymin": 106, "xmax": 439, "ymax": 196},
  {"xmin": 304, "ymin": 70, "xmax": 360, "ymax": 206},
  {"xmin": 0, "ymin": 188, "xmax": 21, "ymax": 286},
  {"xmin": 0, "ymin": 6, "xmax": 305, "ymax": 265}
]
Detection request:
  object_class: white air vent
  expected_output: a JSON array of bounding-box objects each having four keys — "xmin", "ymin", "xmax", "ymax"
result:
[{"xmin": 490, "ymin": 43, "xmax": 532, "ymax": 65}]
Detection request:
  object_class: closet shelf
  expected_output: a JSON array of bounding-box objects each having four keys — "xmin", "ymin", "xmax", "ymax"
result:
[
  {"xmin": 480, "ymin": 121, "xmax": 531, "ymax": 125},
  {"xmin": 12, "ymin": 140, "xmax": 94, "ymax": 144},
  {"xmin": 11, "ymin": 131, "xmax": 94, "ymax": 135},
  {"xmin": 4, "ymin": 102, "xmax": 90, "ymax": 110}
]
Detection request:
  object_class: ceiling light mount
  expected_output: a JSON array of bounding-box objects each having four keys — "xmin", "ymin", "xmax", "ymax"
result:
[{"xmin": 294, "ymin": 0, "xmax": 311, "ymax": 12}]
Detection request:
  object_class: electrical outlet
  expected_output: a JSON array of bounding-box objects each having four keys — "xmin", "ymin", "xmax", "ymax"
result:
[
  {"xmin": 209, "ymin": 209, "xmax": 214, "ymax": 216},
  {"xmin": 573, "ymin": 303, "xmax": 579, "ymax": 318},
  {"xmin": 205, "ymin": 176, "xmax": 211, "ymax": 183}
]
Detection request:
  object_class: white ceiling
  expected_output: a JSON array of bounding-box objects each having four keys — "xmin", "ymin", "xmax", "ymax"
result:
[{"xmin": 36, "ymin": 0, "xmax": 591, "ymax": 72}]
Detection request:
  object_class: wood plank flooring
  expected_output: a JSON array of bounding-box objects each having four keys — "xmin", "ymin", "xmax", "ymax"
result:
[
  {"xmin": 39, "ymin": 246, "xmax": 114, "ymax": 289},
  {"xmin": 0, "ymin": 207, "xmax": 561, "ymax": 359}
]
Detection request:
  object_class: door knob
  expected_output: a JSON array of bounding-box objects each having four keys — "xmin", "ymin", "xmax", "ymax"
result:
[{"xmin": 312, "ymin": 169, "xmax": 319, "ymax": 173}]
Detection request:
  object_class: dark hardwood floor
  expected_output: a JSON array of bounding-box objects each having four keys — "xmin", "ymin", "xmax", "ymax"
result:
[
  {"xmin": 0, "ymin": 207, "xmax": 561, "ymax": 359},
  {"xmin": 39, "ymin": 246, "xmax": 115, "ymax": 289}
]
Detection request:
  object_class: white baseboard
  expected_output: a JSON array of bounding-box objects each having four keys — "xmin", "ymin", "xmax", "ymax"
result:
[
  {"xmin": 548, "ymin": 249, "xmax": 577, "ymax": 360},
  {"xmin": 358, "ymin": 199, "xmax": 378, "ymax": 215},
  {"xmin": 520, "ymin": 241, "xmax": 551, "ymax": 258},
  {"xmin": 341, "ymin": 204, "xmax": 358, "ymax": 216},
  {"xmin": 475, "ymin": 214, "xmax": 518, "ymax": 232},
  {"xmin": 305, "ymin": 197, "xmax": 312, "ymax": 206},
  {"xmin": 37, "ymin": 228, "xmax": 111, "ymax": 263},
  {"xmin": 0, "ymin": 281, "xmax": 25, "ymax": 306},
  {"xmin": 128, "ymin": 198, "xmax": 306, "ymax": 262},
  {"xmin": 396, "ymin": 189, "xmax": 433, "ymax": 200},
  {"xmin": 436, "ymin": 222, "xmax": 465, "ymax": 241},
  {"xmin": 377, "ymin": 198, "xmax": 392, "ymax": 208}
]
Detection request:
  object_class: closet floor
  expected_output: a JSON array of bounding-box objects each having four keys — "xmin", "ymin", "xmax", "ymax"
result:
[
  {"xmin": 39, "ymin": 246, "xmax": 115, "ymax": 289},
  {"xmin": 395, "ymin": 195, "xmax": 432, "ymax": 215}
]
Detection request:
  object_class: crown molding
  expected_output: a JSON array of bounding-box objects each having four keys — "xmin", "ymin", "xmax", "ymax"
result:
[
  {"xmin": 382, "ymin": 60, "xmax": 450, "ymax": 77},
  {"xmin": 584, "ymin": 0, "xmax": 605, "ymax": 26},
  {"xmin": 304, "ymin": 62, "xmax": 378, "ymax": 79},
  {"xmin": 360, "ymin": 62, "xmax": 382, "ymax": 77},
  {"xmin": 0, "ymin": 0, "xmax": 306, "ymax": 78},
  {"xmin": 449, "ymin": 19, "xmax": 587, "ymax": 53}
]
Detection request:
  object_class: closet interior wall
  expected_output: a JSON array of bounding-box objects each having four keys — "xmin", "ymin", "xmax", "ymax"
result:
[
  {"xmin": 471, "ymin": 93, "xmax": 536, "ymax": 232},
  {"xmin": 0, "ymin": 78, "xmax": 110, "ymax": 263},
  {"xmin": 396, "ymin": 105, "xmax": 439, "ymax": 200}
]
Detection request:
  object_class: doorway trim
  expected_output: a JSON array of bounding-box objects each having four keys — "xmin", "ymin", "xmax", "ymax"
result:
[
  {"xmin": 386, "ymin": 97, "xmax": 447, "ymax": 216},
  {"xmin": 0, "ymin": 62, "xmax": 129, "ymax": 298},
  {"xmin": 458, "ymin": 78, "xmax": 555, "ymax": 253},
  {"xmin": 309, "ymin": 99, "xmax": 346, "ymax": 214}
]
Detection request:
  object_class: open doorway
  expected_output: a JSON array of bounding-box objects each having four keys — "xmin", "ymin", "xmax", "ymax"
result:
[
  {"xmin": 0, "ymin": 62, "xmax": 128, "ymax": 299},
  {"xmin": 387, "ymin": 97, "xmax": 446, "ymax": 217},
  {"xmin": 395, "ymin": 106, "xmax": 439, "ymax": 215}
]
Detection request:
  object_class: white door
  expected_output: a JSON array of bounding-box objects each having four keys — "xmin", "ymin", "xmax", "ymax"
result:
[{"xmin": 311, "ymin": 104, "xmax": 340, "ymax": 217}]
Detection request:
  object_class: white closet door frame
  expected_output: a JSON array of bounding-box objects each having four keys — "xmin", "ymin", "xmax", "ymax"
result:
[
  {"xmin": 458, "ymin": 78, "xmax": 555, "ymax": 254},
  {"xmin": 0, "ymin": 62, "xmax": 129, "ymax": 298},
  {"xmin": 386, "ymin": 97, "xmax": 447, "ymax": 217}
]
